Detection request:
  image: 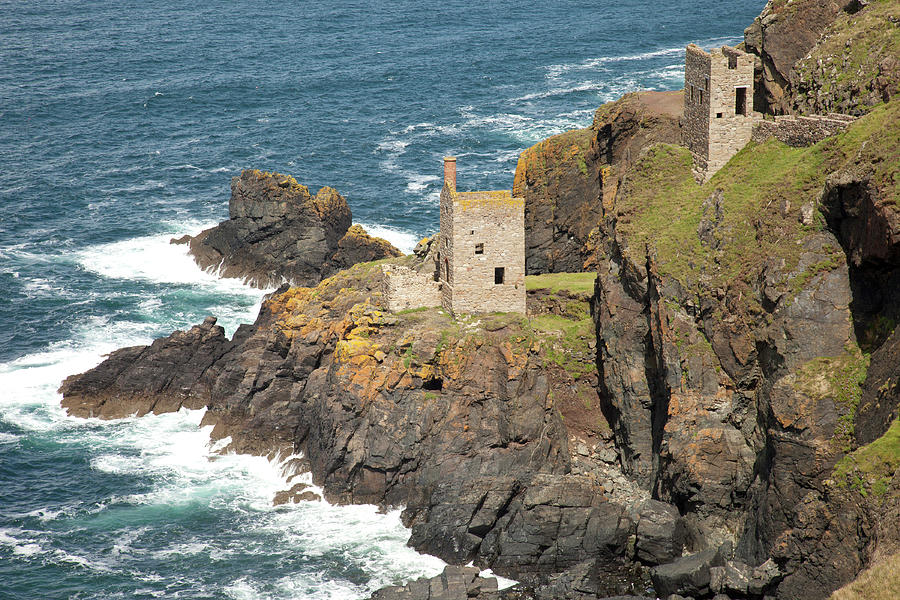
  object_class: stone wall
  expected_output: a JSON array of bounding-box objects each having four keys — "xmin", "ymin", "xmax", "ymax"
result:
[
  {"xmin": 751, "ymin": 113, "xmax": 856, "ymax": 147},
  {"xmin": 683, "ymin": 44, "xmax": 712, "ymax": 173},
  {"xmin": 683, "ymin": 45, "xmax": 758, "ymax": 181},
  {"xmin": 381, "ymin": 265, "xmax": 441, "ymax": 312},
  {"xmin": 439, "ymin": 185, "xmax": 526, "ymax": 315}
]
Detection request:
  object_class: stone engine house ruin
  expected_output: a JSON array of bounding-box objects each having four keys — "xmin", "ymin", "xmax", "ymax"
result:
[
  {"xmin": 683, "ymin": 44, "xmax": 758, "ymax": 181},
  {"xmin": 438, "ymin": 157, "xmax": 526, "ymax": 315},
  {"xmin": 682, "ymin": 43, "xmax": 855, "ymax": 182}
]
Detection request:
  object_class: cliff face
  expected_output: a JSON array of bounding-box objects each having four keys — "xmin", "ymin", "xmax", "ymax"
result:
[
  {"xmin": 590, "ymin": 100, "xmax": 900, "ymax": 598},
  {"xmin": 513, "ymin": 91, "xmax": 682, "ymax": 275},
  {"xmin": 58, "ymin": 4, "xmax": 900, "ymax": 598},
  {"xmin": 177, "ymin": 170, "xmax": 401, "ymax": 288},
  {"xmin": 61, "ymin": 261, "xmax": 671, "ymax": 595},
  {"xmin": 743, "ymin": 0, "xmax": 900, "ymax": 116}
]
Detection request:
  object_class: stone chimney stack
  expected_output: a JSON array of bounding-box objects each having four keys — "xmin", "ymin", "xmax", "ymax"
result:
[{"xmin": 443, "ymin": 156, "xmax": 457, "ymax": 189}]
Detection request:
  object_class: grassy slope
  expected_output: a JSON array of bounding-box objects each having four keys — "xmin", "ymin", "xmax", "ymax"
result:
[
  {"xmin": 830, "ymin": 551, "xmax": 900, "ymax": 600},
  {"xmin": 795, "ymin": 0, "xmax": 900, "ymax": 114},
  {"xmin": 615, "ymin": 100, "xmax": 900, "ymax": 300},
  {"xmin": 834, "ymin": 418, "xmax": 900, "ymax": 497},
  {"xmin": 525, "ymin": 272, "xmax": 596, "ymax": 295}
]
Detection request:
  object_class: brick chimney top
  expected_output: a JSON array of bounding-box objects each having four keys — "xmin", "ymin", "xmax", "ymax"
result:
[{"xmin": 443, "ymin": 156, "xmax": 457, "ymax": 189}]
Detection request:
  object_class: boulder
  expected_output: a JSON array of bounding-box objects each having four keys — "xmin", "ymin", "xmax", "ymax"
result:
[
  {"xmin": 369, "ymin": 566, "xmax": 500, "ymax": 600},
  {"xmin": 650, "ymin": 545, "xmax": 729, "ymax": 598},
  {"xmin": 633, "ymin": 499, "xmax": 684, "ymax": 565}
]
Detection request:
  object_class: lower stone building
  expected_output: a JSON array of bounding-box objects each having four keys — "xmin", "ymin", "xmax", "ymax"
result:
[{"xmin": 438, "ymin": 157, "xmax": 526, "ymax": 315}]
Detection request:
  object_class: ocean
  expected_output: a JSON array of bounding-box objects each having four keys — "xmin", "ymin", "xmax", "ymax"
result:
[{"xmin": 0, "ymin": 1, "xmax": 765, "ymax": 598}]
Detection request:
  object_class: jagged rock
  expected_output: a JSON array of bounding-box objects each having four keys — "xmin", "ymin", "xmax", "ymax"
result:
[
  {"xmin": 60, "ymin": 268, "xmax": 637, "ymax": 589},
  {"xmin": 521, "ymin": 558, "xmax": 653, "ymax": 600},
  {"xmin": 742, "ymin": 0, "xmax": 855, "ymax": 114},
  {"xmin": 328, "ymin": 224, "xmax": 403, "ymax": 273},
  {"xmin": 709, "ymin": 560, "xmax": 751, "ymax": 595},
  {"xmin": 369, "ymin": 566, "xmax": 500, "ymax": 600},
  {"xmin": 180, "ymin": 170, "xmax": 400, "ymax": 288},
  {"xmin": 58, "ymin": 316, "xmax": 233, "ymax": 419},
  {"xmin": 273, "ymin": 483, "xmax": 321, "ymax": 505},
  {"xmin": 743, "ymin": 0, "xmax": 897, "ymax": 116},
  {"xmin": 748, "ymin": 559, "xmax": 781, "ymax": 595}
]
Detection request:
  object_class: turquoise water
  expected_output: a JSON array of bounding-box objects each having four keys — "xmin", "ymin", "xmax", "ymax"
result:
[{"xmin": 0, "ymin": 1, "xmax": 764, "ymax": 598}]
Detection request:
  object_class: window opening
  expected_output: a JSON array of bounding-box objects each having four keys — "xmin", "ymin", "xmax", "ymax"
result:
[
  {"xmin": 716, "ymin": 112, "xmax": 723, "ymax": 119},
  {"xmin": 735, "ymin": 87, "xmax": 747, "ymax": 116},
  {"xmin": 727, "ymin": 55, "xmax": 737, "ymax": 70},
  {"xmin": 475, "ymin": 243, "xmax": 484, "ymax": 255},
  {"xmin": 494, "ymin": 267, "xmax": 505, "ymax": 285}
]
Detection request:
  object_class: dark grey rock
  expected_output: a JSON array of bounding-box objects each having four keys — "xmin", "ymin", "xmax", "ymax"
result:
[
  {"xmin": 633, "ymin": 499, "xmax": 684, "ymax": 565},
  {"xmin": 369, "ymin": 566, "xmax": 499, "ymax": 600},
  {"xmin": 650, "ymin": 546, "xmax": 728, "ymax": 598},
  {"xmin": 183, "ymin": 169, "xmax": 400, "ymax": 288}
]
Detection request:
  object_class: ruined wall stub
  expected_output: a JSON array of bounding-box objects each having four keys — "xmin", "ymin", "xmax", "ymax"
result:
[
  {"xmin": 683, "ymin": 44, "xmax": 757, "ymax": 181},
  {"xmin": 381, "ymin": 264, "xmax": 441, "ymax": 312},
  {"xmin": 438, "ymin": 158, "xmax": 526, "ymax": 315}
]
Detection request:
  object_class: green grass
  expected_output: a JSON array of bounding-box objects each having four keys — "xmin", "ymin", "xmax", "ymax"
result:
[
  {"xmin": 834, "ymin": 418, "xmax": 900, "ymax": 498},
  {"xmin": 526, "ymin": 313, "xmax": 595, "ymax": 380},
  {"xmin": 794, "ymin": 345, "xmax": 870, "ymax": 452},
  {"xmin": 613, "ymin": 101, "xmax": 900, "ymax": 305},
  {"xmin": 525, "ymin": 272, "xmax": 597, "ymax": 295}
]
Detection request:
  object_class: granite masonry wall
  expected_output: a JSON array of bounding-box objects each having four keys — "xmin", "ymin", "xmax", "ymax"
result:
[
  {"xmin": 751, "ymin": 113, "xmax": 856, "ymax": 147},
  {"xmin": 683, "ymin": 44, "xmax": 758, "ymax": 181},
  {"xmin": 683, "ymin": 44, "xmax": 712, "ymax": 173},
  {"xmin": 381, "ymin": 264, "xmax": 441, "ymax": 312},
  {"xmin": 439, "ymin": 185, "xmax": 526, "ymax": 315}
]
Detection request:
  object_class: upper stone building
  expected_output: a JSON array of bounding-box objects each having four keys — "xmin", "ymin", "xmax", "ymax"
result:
[
  {"xmin": 438, "ymin": 157, "xmax": 526, "ymax": 315},
  {"xmin": 683, "ymin": 44, "xmax": 758, "ymax": 181}
]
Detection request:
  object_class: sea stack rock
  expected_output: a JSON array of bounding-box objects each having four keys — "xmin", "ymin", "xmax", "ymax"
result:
[{"xmin": 179, "ymin": 169, "xmax": 401, "ymax": 288}]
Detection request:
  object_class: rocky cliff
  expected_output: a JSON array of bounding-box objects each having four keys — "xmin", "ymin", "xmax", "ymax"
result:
[
  {"xmin": 513, "ymin": 91, "xmax": 682, "ymax": 275},
  {"xmin": 174, "ymin": 169, "xmax": 402, "ymax": 288},
  {"xmin": 61, "ymin": 260, "xmax": 678, "ymax": 597},
  {"xmin": 743, "ymin": 0, "xmax": 900, "ymax": 116},
  {"xmin": 59, "ymin": 3, "xmax": 900, "ymax": 599}
]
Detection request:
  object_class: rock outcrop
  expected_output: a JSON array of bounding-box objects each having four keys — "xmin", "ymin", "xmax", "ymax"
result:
[
  {"xmin": 176, "ymin": 170, "xmax": 401, "ymax": 288},
  {"xmin": 370, "ymin": 566, "xmax": 501, "ymax": 600},
  {"xmin": 60, "ymin": 4, "xmax": 900, "ymax": 599},
  {"xmin": 513, "ymin": 91, "xmax": 681, "ymax": 275},
  {"xmin": 588, "ymin": 98, "xmax": 900, "ymax": 599},
  {"xmin": 743, "ymin": 0, "xmax": 899, "ymax": 116}
]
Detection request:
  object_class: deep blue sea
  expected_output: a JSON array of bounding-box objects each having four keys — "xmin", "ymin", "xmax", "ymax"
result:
[{"xmin": 0, "ymin": 1, "xmax": 765, "ymax": 598}]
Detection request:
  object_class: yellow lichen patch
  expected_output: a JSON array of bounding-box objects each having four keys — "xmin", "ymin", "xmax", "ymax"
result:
[
  {"xmin": 275, "ymin": 313, "xmax": 311, "ymax": 337},
  {"xmin": 335, "ymin": 338, "xmax": 377, "ymax": 363},
  {"xmin": 454, "ymin": 190, "xmax": 525, "ymax": 212},
  {"xmin": 499, "ymin": 341, "xmax": 529, "ymax": 381},
  {"xmin": 245, "ymin": 169, "xmax": 310, "ymax": 196}
]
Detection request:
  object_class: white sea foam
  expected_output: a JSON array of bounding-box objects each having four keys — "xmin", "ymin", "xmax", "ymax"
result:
[
  {"xmin": 478, "ymin": 568, "xmax": 518, "ymax": 590},
  {"xmin": 376, "ymin": 139, "xmax": 410, "ymax": 153},
  {"xmin": 75, "ymin": 221, "xmax": 240, "ymax": 287},
  {"xmin": 405, "ymin": 173, "xmax": 439, "ymax": 193},
  {"xmin": 0, "ymin": 432, "xmax": 20, "ymax": 444},
  {"xmin": 513, "ymin": 81, "xmax": 604, "ymax": 102},
  {"xmin": 358, "ymin": 223, "xmax": 420, "ymax": 254},
  {"xmin": 25, "ymin": 507, "xmax": 66, "ymax": 522},
  {"xmin": 13, "ymin": 542, "xmax": 42, "ymax": 556}
]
